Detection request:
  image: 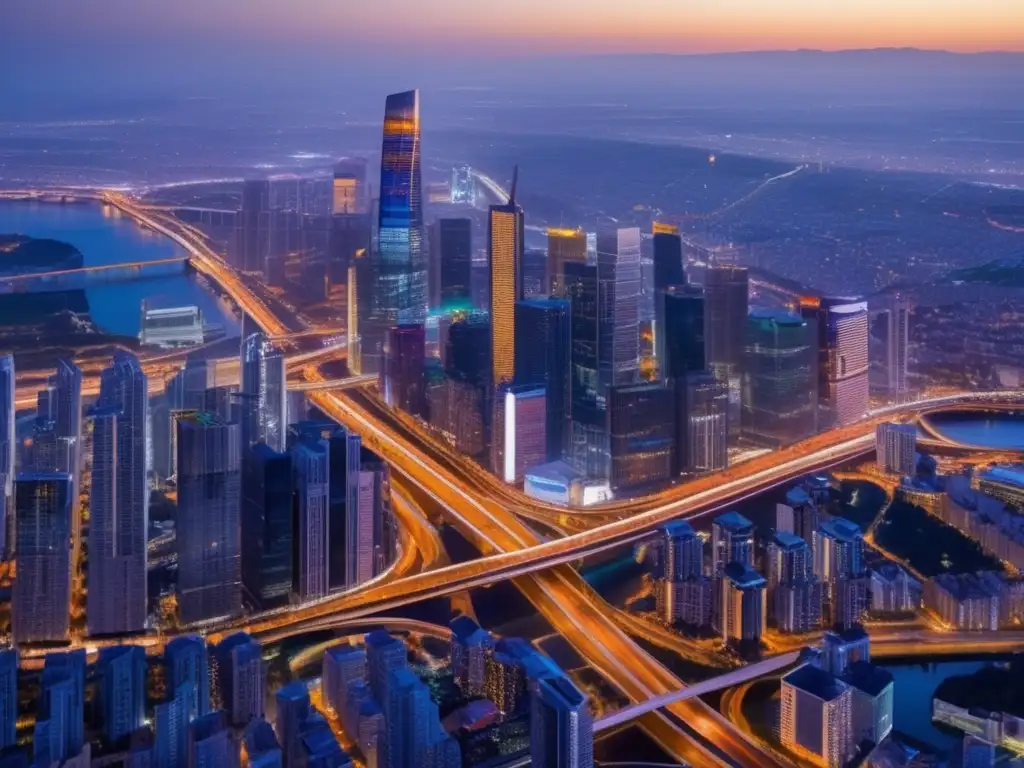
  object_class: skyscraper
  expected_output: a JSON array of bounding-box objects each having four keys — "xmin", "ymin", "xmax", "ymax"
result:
[
  {"xmin": 547, "ymin": 227, "xmax": 587, "ymax": 299},
  {"xmin": 361, "ymin": 448, "xmax": 395, "ymax": 579},
  {"xmin": 211, "ymin": 633, "xmax": 264, "ymax": 728},
  {"xmin": 365, "ymin": 90, "xmax": 426, "ymax": 375},
  {"xmin": 291, "ymin": 440, "xmax": 329, "ymax": 601},
  {"xmin": 365, "ymin": 629, "xmax": 407, "ymax": 706},
  {"xmin": 164, "ymin": 635, "xmax": 210, "ymax": 720},
  {"xmin": 814, "ymin": 518, "xmax": 868, "ymax": 630},
  {"xmin": 596, "ymin": 226, "xmax": 641, "ymax": 388},
  {"xmin": 491, "ymin": 386, "xmax": 547, "ymax": 483},
  {"xmin": 741, "ymin": 310, "xmax": 817, "ymax": 447},
  {"xmin": 0, "ymin": 356, "xmax": 13, "ymax": 558},
  {"xmin": 712, "ymin": 511, "xmax": 755, "ymax": 576},
  {"xmin": 90, "ymin": 355, "xmax": 148, "ymax": 635},
  {"xmin": 34, "ymin": 359, "xmax": 83, "ymax": 504},
  {"xmin": 677, "ymin": 371, "xmax": 728, "ymax": 476},
  {"xmin": 876, "ymin": 422, "xmax": 917, "ymax": 476},
  {"xmin": 241, "ymin": 332, "xmax": 287, "ymax": 452},
  {"xmin": 608, "ymin": 382, "xmax": 675, "ymax": 492},
  {"xmin": 704, "ymin": 265, "xmax": 749, "ymax": 378},
  {"xmin": 188, "ymin": 711, "xmax": 238, "ymax": 768},
  {"xmin": 13, "ymin": 474, "xmax": 72, "ymax": 644},
  {"xmin": 97, "ymin": 645, "xmax": 147, "ymax": 747},
  {"xmin": 720, "ymin": 562, "xmax": 766, "ymax": 647},
  {"xmin": 802, "ymin": 298, "xmax": 869, "ymax": 428},
  {"xmin": 236, "ymin": 180, "xmax": 270, "ymax": 273},
  {"xmin": 514, "ymin": 297, "xmax": 571, "ymax": 462},
  {"xmin": 652, "ymin": 230, "xmax": 686, "ymax": 293},
  {"xmin": 529, "ymin": 672, "xmax": 594, "ymax": 768},
  {"xmin": 766, "ymin": 532, "xmax": 822, "ymax": 634},
  {"xmin": 0, "ymin": 649, "xmax": 17, "ymax": 751},
  {"xmin": 274, "ymin": 682, "xmax": 311, "ymax": 768},
  {"xmin": 241, "ymin": 444, "xmax": 293, "ymax": 610},
  {"xmin": 322, "ymin": 645, "xmax": 366, "ymax": 718},
  {"xmin": 177, "ymin": 413, "xmax": 242, "ymax": 625},
  {"xmin": 657, "ymin": 284, "xmax": 705, "ymax": 380},
  {"xmin": 565, "ymin": 261, "xmax": 607, "ymax": 480},
  {"xmin": 886, "ymin": 293, "xmax": 911, "ymax": 397},
  {"xmin": 433, "ymin": 218, "xmax": 472, "ymax": 310},
  {"xmin": 781, "ymin": 664, "xmax": 853, "ymax": 768},
  {"xmin": 662, "ymin": 520, "xmax": 703, "ymax": 581},
  {"xmin": 381, "ymin": 324, "xmax": 426, "ymax": 418},
  {"xmin": 332, "ymin": 158, "xmax": 367, "ymax": 215},
  {"xmin": 155, "ymin": 682, "xmax": 195, "ymax": 768},
  {"xmin": 37, "ymin": 651, "xmax": 85, "ymax": 764},
  {"xmin": 450, "ymin": 616, "xmax": 493, "ymax": 698},
  {"xmin": 489, "ymin": 170, "xmax": 525, "ymax": 386}
]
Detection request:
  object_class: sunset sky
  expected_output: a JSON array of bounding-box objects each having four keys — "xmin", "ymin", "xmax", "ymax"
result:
[{"xmin": 6, "ymin": 0, "xmax": 1024, "ymax": 53}]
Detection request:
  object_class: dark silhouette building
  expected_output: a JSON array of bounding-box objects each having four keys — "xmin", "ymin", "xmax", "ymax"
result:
[{"xmin": 514, "ymin": 298, "xmax": 571, "ymax": 462}]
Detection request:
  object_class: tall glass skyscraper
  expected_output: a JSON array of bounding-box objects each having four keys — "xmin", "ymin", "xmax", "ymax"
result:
[
  {"xmin": 565, "ymin": 262, "xmax": 607, "ymax": 480},
  {"xmin": 658, "ymin": 284, "xmax": 705, "ymax": 379},
  {"xmin": 364, "ymin": 90, "xmax": 426, "ymax": 375},
  {"xmin": 241, "ymin": 332, "xmax": 287, "ymax": 453},
  {"xmin": 741, "ymin": 310, "xmax": 817, "ymax": 448},
  {"xmin": 176, "ymin": 413, "xmax": 242, "ymax": 625},
  {"xmin": 705, "ymin": 265, "xmax": 749, "ymax": 376},
  {"xmin": 886, "ymin": 293, "xmax": 911, "ymax": 397},
  {"xmin": 489, "ymin": 173, "xmax": 525, "ymax": 386},
  {"xmin": 431, "ymin": 218, "xmax": 472, "ymax": 310},
  {"xmin": 89, "ymin": 353, "xmax": 149, "ymax": 636},
  {"xmin": 652, "ymin": 230, "xmax": 686, "ymax": 293},
  {"xmin": 13, "ymin": 473, "xmax": 72, "ymax": 644},
  {"xmin": 241, "ymin": 444, "xmax": 293, "ymax": 610},
  {"xmin": 514, "ymin": 298, "xmax": 571, "ymax": 462},
  {"xmin": 0, "ymin": 355, "xmax": 14, "ymax": 558},
  {"xmin": 802, "ymin": 297, "xmax": 869, "ymax": 428},
  {"xmin": 596, "ymin": 226, "xmax": 641, "ymax": 389}
]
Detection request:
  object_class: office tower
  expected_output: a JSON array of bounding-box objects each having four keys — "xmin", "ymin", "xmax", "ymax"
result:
[
  {"xmin": 886, "ymin": 293, "xmax": 911, "ymax": 397},
  {"xmin": 802, "ymin": 298, "xmax": 869, "ymax": 428},
  {"xmin": 0, "ymin": 356, "xmax": 12, "ymax": 558},
  {"xmin": 721, "ymin": 562, "xmax": 766, "ymax": 647},
  {"xmin": 450, "ymin": 616, "xmax": 493, "ymax": 697},
  {"xmin": 381, "ymin": 324, "xmax": 426, "ymax": 417},
  {"xmin": 608, "ymin": 382, "xmax": 675, "ymax": 492},
  {"xmin": 322, "ymin": 646, "xmax": 366, "ymax": 717},
  {"xmin": 662, "ymin": 520, "xmax": 703, "ymax": 581},
  {"xmin": 652, "ymin": 230, "xmax": 686, "ymax": 293},
  {"xmin": 840, "ymin": 661, "xmax": 894, "ymax": 746},
  {"xmin": 522, "ymin": 248, "xmax": 547, "ymax": 298},
  {"xmin": 275, "ymin": 682, "xmax": 311, "ymax": 768},
  {"xmin": 235, "ymin": 180, "xmax": 270, "ymax": 272},
  {"xmin": 0, "ymin": 649, "xmax": 16, "ymax": 751},
  {"xmin": 242, "ymin": 444, "xmax": 293, "ymax": 610},
  {"xmin": 491, "ymin": 386, "xmax": 547, "ymax": 483},
  {"xmin": 363, "ymin": 90, "xmax": 426, "ymax": 376},
  {"xmin": 188, "ymin": 711, "xmax": 238, "ymax": 768},
  {"xmin": 332, "ymin": 158, "xmax": 367, "ymax": 215},
  {"xmin": 529, "ymin": 672, "xmax": 594, "ymax": 768},
  {"xmin": 97, "ymin": 646, "xmax": 147, "ymax": 747},
  {"xmin": 244, "ymin": 720, "xmax": 282, "ymax": 768},
  {"xmin": 741, "ymin": 310, "xmax": 817, "ymax": 447},
  {"xmin": 154, "ymin": 682, "xmax": 192, "ymax": 768},
  {"xmin": 12, "ymin": 473, "xmax": 72, "ymax": 644},
  {"xmin": 88, "ymin": 354, "xmax": 147, "ymax": 635},
  {"xmin": 164, "ymin": 635, "xmax": 210, "ymax": 720},
  {"xmin": 547, "ymin": 227, "xmax": 587, "ymax": 298},
  {"xmin": 704, "ymin": 265, "xmax": 749, "ymax": 377},
  {"xmin": 241, "ymin": 332, "xmax": 287, "ymax": 452},
  {"xmin": 596, "ymin": 226, "xmax": 641, "ymax": 387},
  {"xmin": 875, "ymin": 422, "xmax": 917, "ymax": 476},
  {"xmin": 177, "ymin": 413, "xmax": 242, "ymax": 625},
  {"xmin": 815, "ymin": 518, "xmax": 867, "ymax": 630},
  {"xmin": 438, "ymin": 317, "xmax": 491, "ymax": 460},
  {"xmin": 514, "ymin": 298, "xmax": 571, "ymax": 462},
  {"xmin": 34, "ymin": 358, "xmax": 83, "ymax": 500},
  {"xmin": 565, "ymin": 261, "xmax": 607, "ymax": 480},
  {"xmin": 489, "ymin": 169, "xmax": 526, "ymax": 386},
  {"xmin": 361, "ymin": 449, "xmax": 395, "ymax": 579},
  {"xmin": 365, "ymin": 630, "xmax": 407, "ymax": 705},
  {"xmin": 432, "ymin": 218, "xmax": 472, "ymax": 310},
  {"xmin": 333, "ymin": 428, "xmax": 365, "ymax": 589},
  {"xmin": 211, "ymin": 633, "xmax": 264, "ymax": 728},
  {"xmin": 677, "ymin": 371, "xmax": 728, "ymax": 476},
  {"xmin": 657, "ymin": 284, "xmax": 705, "ymax": 380},
  {"xmin": 36, "ymin": 651, "xmax": 86, "ymax": 764},
  {"xmin": 291, "ymin": 440, "xmax": 329, "ymax": 601},
  {"xmin": 766, "ymin": 532, "xmax": 822, "ymax": 634},
  {"xmin": 780, "ymin": 664, "xmax": 853, "ymax": 768},
  {"xmin": 711, "ymin": 511, "xmax": 755, "ymax": 576}
]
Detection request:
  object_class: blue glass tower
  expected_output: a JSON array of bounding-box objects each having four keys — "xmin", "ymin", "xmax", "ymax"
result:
[
  {"xmin": 97, "ymin": 645, "xmax": 147, "ymax": 747},
  {"xmin": 241, "ymin": 444, "xmax": 293, "ymax": 609},
  {"xmin": 164, "ymin": 635, "xmax": 210, "ymax": 720}
]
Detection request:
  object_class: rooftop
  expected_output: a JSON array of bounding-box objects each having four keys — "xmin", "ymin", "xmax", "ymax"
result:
[
  {"xmin": 841, "ymin": 661, "xmax": 894, "ymax": 697},
  {"xmin": 785, "ymin": 486, "xmax": 811, "ymax": 506},
  {"xmin": 715, "ymin": 510, "xmax": 754, "ymax": 533},
  {"xmin": 819, "ymin": 517, "xmax": 862, "ymax": 543},
  {"xmin": 723, "ymin": 562, "xmax": 766, "ymax": 589},
  {"xmin": 662, "ymin": 520, "xmax": 696, "ymax": 538},
  {"xmin": 784, "ymin": 663, "xmax": 848, "ymax": 702},
  {"xmin": 771, "ymin": 531, "xmax": 807, "ymax": 551}
]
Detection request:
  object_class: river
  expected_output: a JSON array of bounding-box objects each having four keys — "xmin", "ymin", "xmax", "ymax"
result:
[
  {"xmin": 926, "ymin": 413, "xmax": 1024, "ymax": 451},
  {"xmin": 0, "ymin": 200, "xmax": 238, "ymax": 337}
]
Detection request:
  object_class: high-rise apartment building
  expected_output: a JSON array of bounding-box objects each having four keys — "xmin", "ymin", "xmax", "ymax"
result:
[
  {"xmin": 188, "ymin": 711, "xmax": 238, "ymax": 768},
  {"xmin": 802, "ymin": 298, "xmax": 869, "ymax": 428},
  {"xmin": 781, "ymin": 664, "xmax": 853, "ymax": 768},
  {"xmin": 886, "ymin": 293, "xmax": 911, "ymax": 397},
  {"xmin": 814, "ymin": 518, "xmax": 867, "ymax": 630},
  {"xmin": 364, "ymin": 90, "xmax": 426, "ymax": 375},
  {"xmin": 211, "ymin": 633, "xmax": 264, "ymax": 728},
  {"xmin": 34, "ymin": 358, "xmax": 83, "ymax": 503},
  {"xmin": 514, "ymin": 298, "xmax": 571, "ymax": 462},
  {"xmin": 608, "ymin": 382, "xmax": 675, "ymax": 492},
  {"xmin": 712, "ymin": 511, "xmax": 755, "ymax": 576},
  {"xmin": 450, "ymin": 616, "xmax": 493, "ymax": 698},
  {"xmin": 721, "ymin": 562, "xmax": 766, "ymax": 647},
  {"xmin": 741, "ymin": 310, "xmax": 817, "ymax": 447},
  {"xmin": 13, "ymin": 474, "xmax": 72, "ymax": 644},
  {"xmin": 241, "ymin": 444, "xmax": 293, "ymax": 610},
  {"xmin": 704, "ymin": 265, "xmax": 749, "ymax": 377},
  {"xmin": 97, "ymin": 646, "xmax": 147, "ymax": 747},
  {"xmin": 766, "ymin": 532, "xmax": 822, "ymax": 634},
  {"xmin": 322, "ymin": 645, "xmax": 367, "ymax": 718},
  {"xmin": 662, "ymin": 520, "xmax": 703, "ymax": 581},
  {"xmin": 489, "ymin": 172, "xmax": 525, "ymax": 386},
  {"xmin": 241, "ymin": 332, "xmax": 287, "ymax": 452},
  {"xmin": 0, "ymin": 649, "xmax": 17, "ymax": 751},
  {"xmin": 596, "ymin": 226, "xmax": 641, "ymax": 388},
  {"xmin": 0, "ymin": 356, "xmax": 13, "ymax": 558},
  {"xmin": 177, "ymin": 413, "xmax": 242, "ymax": 625},
  {"xmin": 164, "ymin": 635, "xmax": 210, "ymax": 721},
  {"xmin": 37, "ymin": 651, "xmax": 86, "ymax": 764},
  {"xmin": 529, "ymin": 672, "xmax": 594, "ymax": 768},
  {"xmin": 677, "ymin": 371, "xmax": 728, "ymax": 476},
  {"xmin": 547, "ymin": 228, "xmax": 587, "ymax": 299},
  {"xmin": 876, "ymin": 422, "xmax": 917, "ymax": 476}
]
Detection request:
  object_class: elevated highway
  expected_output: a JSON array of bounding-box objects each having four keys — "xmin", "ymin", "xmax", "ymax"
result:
[{"xmin": 0, "ymin": 257, "xmax": 189, "ymax": 293}]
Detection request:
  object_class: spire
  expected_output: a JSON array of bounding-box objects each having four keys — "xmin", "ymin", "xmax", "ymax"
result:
[{"xmin": 509, "ymin": 164, "xmax": 519, "ymax": 206}]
